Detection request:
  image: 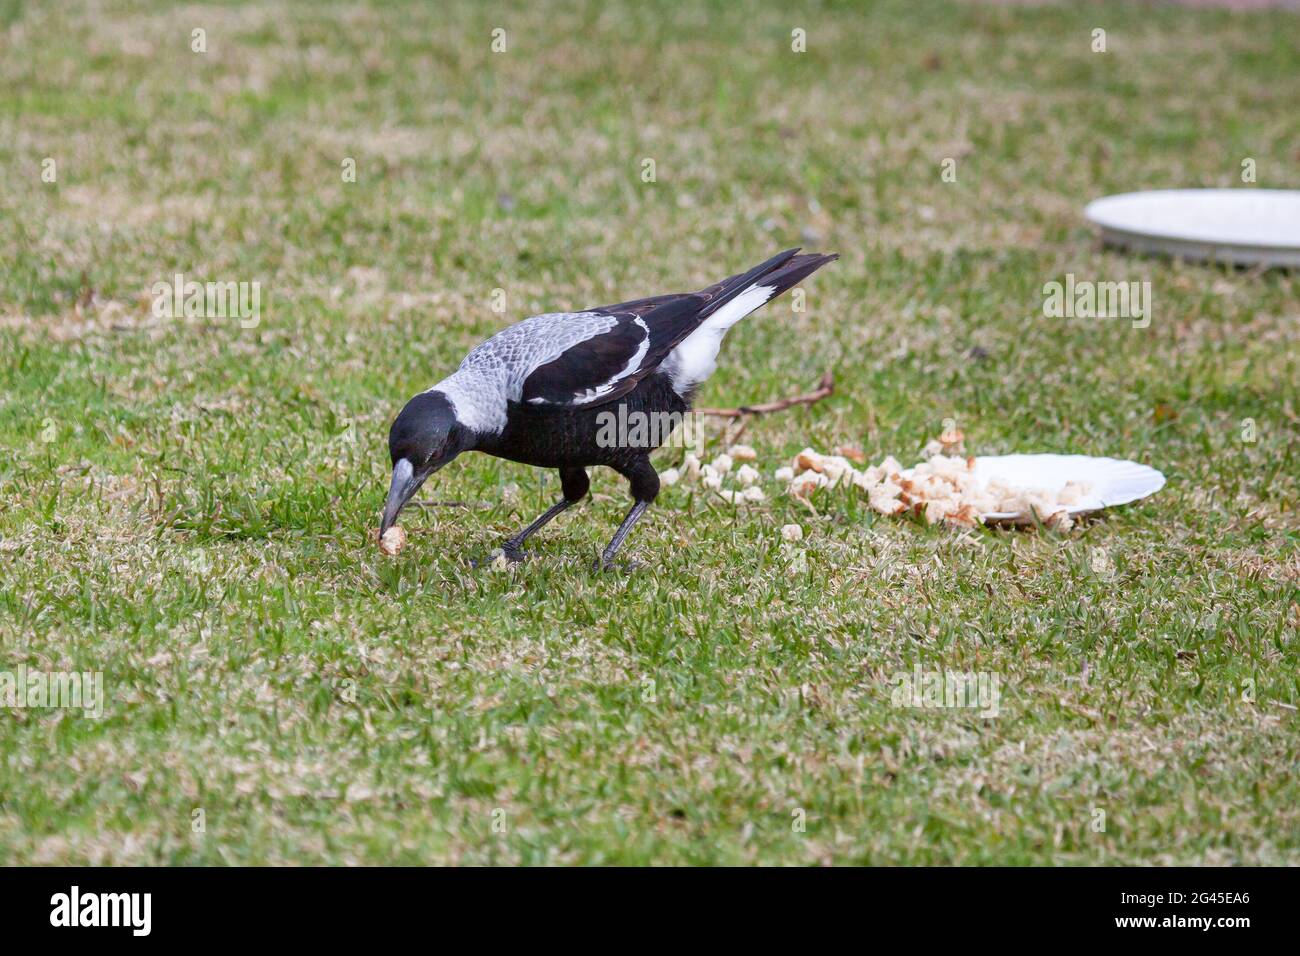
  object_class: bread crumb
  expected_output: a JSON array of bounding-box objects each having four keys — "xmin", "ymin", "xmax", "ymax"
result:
[
  {"xmin": 939, "ymin": 428, "xmax": 965, "ymax": 454},
  {"xmin": 790, "ymin": 470, "xmax": 829, "ymax": 497},
  {"xmin": 781, "ymin": 523, "xmax": 804, "ymax": 542},
  {"xmin": 778, "ymin": 443, "xmax": 1091, "ymax": 529},
  {"xmin": 1043, "ymin": 510, "xmax": 1074, "ymax": 532},
  {"xmin": 653, "ymin": 435, "xmax": 1091, "ymax": 532},
  {"xmin": 794, "ymin": 448, "xmax": 824, "ymax": 473},
  {"xmin": 377, "ymin": 525, "xmax": 407, "ymax": 556}
]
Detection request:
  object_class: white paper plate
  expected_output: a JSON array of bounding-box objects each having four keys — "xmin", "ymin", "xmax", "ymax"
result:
[
  {"xmin": 972, "ymin": 454, "xmax": 1165, "ymax": 524},
  {"xmin": 1085, "ymin": 189, "xmax": 1300, "ymax": 267}
]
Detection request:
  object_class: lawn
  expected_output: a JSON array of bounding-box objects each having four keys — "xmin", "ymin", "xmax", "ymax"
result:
[{"xmin": 1, "ymin": 0, "xmax": 1297, "ymax": 865}]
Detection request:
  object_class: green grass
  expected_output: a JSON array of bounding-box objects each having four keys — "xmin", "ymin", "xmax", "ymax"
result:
[{"xmin": 1, "ymin": 0, "xmax": 1298, "ymax": 864}]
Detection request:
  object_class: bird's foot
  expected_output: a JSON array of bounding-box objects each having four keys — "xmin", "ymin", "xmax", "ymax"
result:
[
  {"xmin": 470, "ymin": 544, "xmax": 527, "ymax": 569},
  {"xmin": 592, "ymin": 553, "xmax": 641, "ymax": 574}
]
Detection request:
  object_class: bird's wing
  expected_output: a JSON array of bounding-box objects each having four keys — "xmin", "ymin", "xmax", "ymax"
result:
[
  {"xmin": 520, "ymin": 249, "xmax": 826, "ymax": 409},
  {"xmin": 470, "ymin": 249, "xmax": 833, "ymax": 413},
  {"xmin": 519, "ymin": 295, "xmax": 706, "ymax": 407}
]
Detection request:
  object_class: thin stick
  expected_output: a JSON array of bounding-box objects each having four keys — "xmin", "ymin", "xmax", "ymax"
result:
[
  {"xmin": 408, "ymin": 500, "xmax": 492, "ymax": 511},
  {"xmin": 696, "ymin": 371, "xmax": 834, "ymax": 419}
]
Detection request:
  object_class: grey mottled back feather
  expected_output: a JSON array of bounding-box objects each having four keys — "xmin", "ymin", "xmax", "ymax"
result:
[{"xmin": 431, "ymin": 311, "xmax": 614, "ymax": 433}]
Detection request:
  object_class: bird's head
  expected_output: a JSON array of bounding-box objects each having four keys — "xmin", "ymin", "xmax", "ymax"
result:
[{"xmin": 380, "ymin": 391, "xmax": 465, "ymax": 536}]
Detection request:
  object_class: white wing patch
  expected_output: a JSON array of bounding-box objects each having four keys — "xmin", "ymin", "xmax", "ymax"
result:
[{"xmin": 663, "ymin": 284, "xmax": 775, "ymax": 394}]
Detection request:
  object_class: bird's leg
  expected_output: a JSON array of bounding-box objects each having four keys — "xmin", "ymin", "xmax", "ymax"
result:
[
  {"xmin": 595, "ymin": 458, "xmax": 659, "ymax": 571},
  {"xmin": 498, "ymin": 467, "xmax": 589, "ymax": 562},
  {"xmin": 500, "ymin": 499, "xmax": 572, "ymax": 561},
  {"xmin": 596, "ymin": 501, "xmax": 651, "ymax": 571}
]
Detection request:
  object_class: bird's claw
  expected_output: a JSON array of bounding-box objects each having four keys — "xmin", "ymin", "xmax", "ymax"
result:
[
  {"xmin": 470, "ymin": 545, "xmax": 526, "ymax": 569},
  {"xmin": 592, "ymin": 554, "xmax": 640, "ymax": 574}
]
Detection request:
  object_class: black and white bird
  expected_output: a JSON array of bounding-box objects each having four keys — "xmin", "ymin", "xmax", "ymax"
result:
[{"xmin": 380, "ymin": 248, "xmax": 837, "ymax": 569}]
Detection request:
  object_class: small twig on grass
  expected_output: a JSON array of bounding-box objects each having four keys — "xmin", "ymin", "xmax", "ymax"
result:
[
  {"xmin": 696, "ymin": 371, "xmax": 835, "ymax": 419},
  {"xmin": 408, "ymin": 500, "xmax": 492, "ymax": 511},
  {"xmin": 722, "ymin": 416, "xmax": 749, "ymax": 448}
]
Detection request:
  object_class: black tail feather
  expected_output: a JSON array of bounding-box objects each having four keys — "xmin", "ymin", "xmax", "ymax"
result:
[
  {"xmin": 697, "ymin": 248, "xmax": 837, "ymax": 318},
  {"xmin": 696, "ymin": 248, "xmax": 800, "ymax": 319},
  {"xmin": 754, "ymin": 252, "xmax": 839, "ymax": 302}
]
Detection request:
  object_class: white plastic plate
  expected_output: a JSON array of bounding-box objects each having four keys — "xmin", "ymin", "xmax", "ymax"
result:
[
  {"xmin": 972, "ymin": 454, "xmax": 1165, "ymax": 524},
  {"xmin": 1085, "ymin": 189, "xmax": 1300, "ymax": 267}
]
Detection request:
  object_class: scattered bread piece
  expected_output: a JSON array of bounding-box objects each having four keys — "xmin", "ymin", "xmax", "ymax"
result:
[
  {"xmin": 869, "ymin": 490, "xmax": 907, "ymax": 516},
  {"xmin": 378, "ymin": 525, "xmax": 407, "ymax": 556},
  {"xmin": 1043, "ymin": 510, "xmax": 1074, "ymax": 532},
  {"xmin": 658, "ymin": 433, "xmax": 1091, "ymax": 532},
  {"xmin": 794, "ymin": 448, "xmax": 824, "ymax": 473},
  {"xmin": 781, "ymin": 523, "xmax": 804, "ymax": 542},
  {"xmin": 947, "ymin": 504, "xmax": 980, "ymax": 528},
  {"xmin": 921, "ymin": 499, "xmax": 952, "ymax": 525},
  {"xmin": 717, "ymin": 485, "xmax": 765, "ymax": 505},
  {"xmin": 1057, "ymin": 481, "xmax": 1089, "ymax": 506},
  {"xmin": 782, "ymin": 443, "xmax": 1091, "ymax": 529},
  {"xmin": 789, "ymin": 470, "xmax": 830, "ymax": 497}
]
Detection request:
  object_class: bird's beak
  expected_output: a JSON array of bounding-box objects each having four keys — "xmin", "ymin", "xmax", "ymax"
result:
[{"xmin": 380, "ymin": 458, "xmax": 424, "ymax": 536}]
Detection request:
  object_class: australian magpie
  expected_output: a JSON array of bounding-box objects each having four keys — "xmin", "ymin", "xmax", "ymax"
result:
[{"xmin": 381, "ymin": 247, "xmax": 837, "ymax": 569}]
